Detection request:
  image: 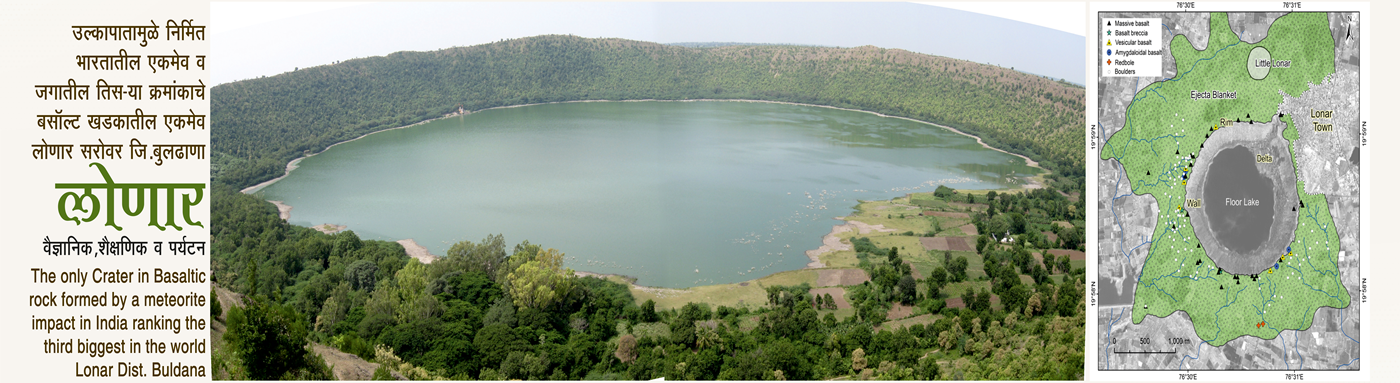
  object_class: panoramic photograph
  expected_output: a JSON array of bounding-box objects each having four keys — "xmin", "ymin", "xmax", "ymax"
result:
[{"xmin": 208, "ymin": 2, "xmax": 1086, "ymax": 380}]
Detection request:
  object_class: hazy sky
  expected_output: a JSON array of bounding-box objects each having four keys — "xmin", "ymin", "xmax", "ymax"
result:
[{"xmin": 212, "ymin": 2, "xmax": 1085, "ymax": 86}]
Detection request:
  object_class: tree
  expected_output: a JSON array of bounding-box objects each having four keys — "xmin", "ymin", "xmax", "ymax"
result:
[
  {"xmin": 897, "ymin": 275, "xmax": 917, "ymax": 304},
  {"xmin": 973, "ymin": 289, "xmax": 992, "ymax": 312},
  {"xmin": 933, "ymin": 185, "xmax": 956, "ymax": 199},
  {"xmin": 474, "ymin": 323, "xmax": 523, "ymax": 370},
  {"xmin": 1009, "ymin": 212, "xmax": 1027, "ymax": 235},
  {"xmin": 224, "ymin": 296, "xmax": 313, "ymax": 380},
  {"xmin": 640, "ymin": 299, "xmax": 659, "ymax": 322},
  {"xmin": 506, "ymin": 248, "xmax": 575, "ymax": 310},
  {"xmin": 851, "ymin": 348, "xmax": 867, "ymax": 373},
  {"xmin": 949, "ymin": 256, "xmax": 969, "ymax": 282},
  {"xmin": 1026, "ymin": 292, "xmax": 1044, "ymax": 317},
  {"xmin": 210, "ymin": 287, "xmax": 222, "ymax": 318},
  {"xmin": 345, "ymin": 259, "xmax": 378, "ymax": 291},
  {"xmin": 1058, "ymin": 225, "xmax": 1082, "ymax": 250},
  {"xmin": 1056, "ymin": 280, "xmax": 1081, "ymax": 316},
  {"xmin": 925, "ymin": 277, "xmax": 941, "ymax": 300},
  {"xmin": 929, "ymin": 266, "xmax": 948, "ymax": 288},
  {"xmin": 444, "ymin": 234, "xmax": 508, "ymax": 281},
  {"xmin": 824, "ymin": 293, "xmax": 837, "ymax": 310},
  {"xmin": 615, "ymin": 334, "xmax": 638, "ymax": 363},
  {"xmin": 695, "ymin": 323, "xmax": 721, "ymax": 350}
]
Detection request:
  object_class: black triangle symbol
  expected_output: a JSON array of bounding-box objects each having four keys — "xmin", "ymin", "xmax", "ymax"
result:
[
  {"xmin": 1236, "ymin": 118, "xmax": 1241, "ymax": 123},
  {"xmin": 1279, "ymin": 113, "xmax": 1284, "ymax": 118},
  {"xmin": 1147, "ymin": 170, "xmax": 1151, "ymax": 175},
  {"xmin": 1185, "ymin": 211, "xmax": 1190, "ymax": 217},
  {"xmin": 1247, "ymin": 114, "xmax": 1251, "ymax": 118},
  {"xmin": 1176, "ymin": 149, "xmax": 1180, "ymax": 155},
  {"xmin": 1108, "ymin": 21, "xmax": 1112, "ymax": 26},
  {"xmin": 1220, "ymin": 285, "xmax": 1224, "ymax": 290},
  {"xmin": 1292, "ymin": 206, "xmax": 1296, "ymax": 211}
]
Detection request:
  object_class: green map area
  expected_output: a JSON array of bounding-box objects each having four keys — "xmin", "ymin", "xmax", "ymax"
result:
[{"xmin": 1100, "ymin": 13, "xmax": 1351, "ymax": 346}]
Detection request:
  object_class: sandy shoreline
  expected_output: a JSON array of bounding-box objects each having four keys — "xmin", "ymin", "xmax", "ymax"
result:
[
  {"xmin": 269, "ymin": 200, "xmax": 293, "ymax": 220},
  {"xmin": 313, "ymin": 224, "xmax": 348, "ymax": 235},
  {"xmin": 397, "ymin": 239, "xmax": 438, "ymax": 264},
  {"xmin": 803, "ymin": 217, "xmax": 899, "ymax": 269}
]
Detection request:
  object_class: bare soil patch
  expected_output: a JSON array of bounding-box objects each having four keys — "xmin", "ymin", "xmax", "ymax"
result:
[
  {"xmin": 1042, "ymin": 231, "xmax": 1059, "ymax": 243},
  {"xmin": 919, "ymin": 237, "xmax": 974, "ymax": 252},
  {"xmin": 810, "ymin": 287, "xmax": 852, "ymax": 309},
  {"xmin": 944, "ymin": 297, "xmax": 965, "ymax": 309},
  {"xmin": 1052, "ymin": 221, "xmax": 1075, "ymax": 228},
  {"xmin": 958, "ymin": 224, "xmax": 978, "ymax": 236},
  {"xmin": 311, "ymin": 343, "xmax": 404, "ymax": 380},
  {"xmin": 886, "ymin": 303, "xmax": 914, "ymax": 320},
  {"xmin": 1045, "ymin": 249, "xmax": 1086, "ymax": 260},
  {"xmin": 816, "ymin": 268, "xmax": 870, "ymax": 287}
]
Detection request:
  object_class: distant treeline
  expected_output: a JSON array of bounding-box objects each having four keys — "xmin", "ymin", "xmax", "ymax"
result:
[{"xmin": 211, "ymin": 35, "xmax": 1085, "ymax": 192}]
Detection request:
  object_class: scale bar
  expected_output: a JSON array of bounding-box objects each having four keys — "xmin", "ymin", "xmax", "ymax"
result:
[{"xmin": 1112, "ymin": 349, "xmax": 1178, "ymax": 355}]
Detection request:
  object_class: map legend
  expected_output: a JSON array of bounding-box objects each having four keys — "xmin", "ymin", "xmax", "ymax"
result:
[{"xmin": 1102, "ymin": 18, "xmax": 1162, "ymax": 77}]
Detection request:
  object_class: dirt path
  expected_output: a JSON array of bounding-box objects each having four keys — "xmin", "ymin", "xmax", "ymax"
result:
[{"xmin": 311, "ymin": 343, "xmax": 403, "ymax": 380}]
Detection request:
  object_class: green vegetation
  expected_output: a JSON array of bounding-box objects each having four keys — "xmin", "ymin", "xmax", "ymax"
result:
[
  {"xmin": 211, "ymin": 182, "xmax": 1085, "ymax": 380},
  {"xmin": 212, "ymin": 35, "xmax": 1084, "ymax": 193},
  {"xmin": 1100, "ymin": 12, "xmax": 1349, "ymax": 345},
  {"xmin": 209, "ymin": 35, "xmax": 1087, "ymax": 380}
]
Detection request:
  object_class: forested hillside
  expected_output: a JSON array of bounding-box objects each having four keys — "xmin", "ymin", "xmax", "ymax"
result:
[
  {"xmin": 212, "ymin": 35, "xmax": 1084, "ymax": 191},
  {"xmin": 210, "ymin": 183, "xmax": 1085, "ymax": 380}
]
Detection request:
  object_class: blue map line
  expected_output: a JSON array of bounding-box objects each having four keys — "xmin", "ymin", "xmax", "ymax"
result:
[
  {"xmin": 1338, "ymin": 358, "xmax": 1359, "ymax": 369},
  {"xmin": 1294, "ymin": 327, "xmax": 1301, "ymax": 367},
  {"xmin": 1340, "ymin": 307, "xmax": 1359, "ymax": 344},
  {"xmin": 1106, "ymin": 308, "xmax": 1125, "ymax": 369}
]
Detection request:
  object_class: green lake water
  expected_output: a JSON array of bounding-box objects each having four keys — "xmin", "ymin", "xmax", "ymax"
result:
[{"xmin": 257, "ymin": 101, "xmax": 1038, "ymax": 288}]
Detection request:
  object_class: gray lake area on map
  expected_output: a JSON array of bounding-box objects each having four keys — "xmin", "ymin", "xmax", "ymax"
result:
[{"xmin": 1188, "ymin": 119, "xmax": 1298, "ymax": 275}]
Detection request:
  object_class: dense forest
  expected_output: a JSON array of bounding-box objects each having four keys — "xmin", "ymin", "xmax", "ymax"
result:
[
  {"xmin": 211, "ymin": 35, "xmax": 1085, "ymax": 192},
  {"xmin": 210, "ymin": 184, "xmax": 1084, "ymax": 380}
]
